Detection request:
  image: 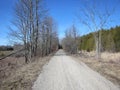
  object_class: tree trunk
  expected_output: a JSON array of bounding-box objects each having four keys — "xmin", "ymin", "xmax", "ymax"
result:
[{"xmin": 95, "ymin": 31, "xmax": 101, "ymax": 59}]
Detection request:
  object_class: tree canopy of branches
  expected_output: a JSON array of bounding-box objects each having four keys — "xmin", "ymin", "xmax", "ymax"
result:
[
  {"xmin": 39, "ymin": 17, "xmax": 59, "ymax": 56},
  {"xmin": 78, "ymin": 0, "xmax": 114, "ymax": 59},
  {"xmin": 62, "ymin": 25, "xmax": 78, "ymax": 54},
  {"xmin": 10, "ymin": 0, "xmax": 58, "ymax": 63}
]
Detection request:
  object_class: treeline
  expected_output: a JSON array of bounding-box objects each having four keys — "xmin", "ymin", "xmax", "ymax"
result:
[
  {"xmin": 10, "ymin": 0, "xmax": 59, "ymax": 63},
  {"xmin": 0, "ymin": 46, "xmax": 13, "ymax": 51},
  {"xmin": 79, "ymin": 26, "xmax": 120, "ymax": 52}
]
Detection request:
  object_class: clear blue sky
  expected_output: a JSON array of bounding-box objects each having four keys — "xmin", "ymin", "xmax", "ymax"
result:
[{"xmin": 0, "ymin": 0, "xmax": 120, "ymax": 45}]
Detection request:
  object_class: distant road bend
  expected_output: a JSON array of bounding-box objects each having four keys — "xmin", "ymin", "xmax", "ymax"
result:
[{"xmin": 32, "ymin": 50, "xmax": 119, "ymax": 90}]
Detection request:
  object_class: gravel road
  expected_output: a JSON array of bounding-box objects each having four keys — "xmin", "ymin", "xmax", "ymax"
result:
[{"xmin": 32, "ymin": 50, "xmax": 119, "ymax": 90}]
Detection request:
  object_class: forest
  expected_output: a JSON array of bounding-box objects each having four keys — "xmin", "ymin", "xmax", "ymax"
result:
[{"xmin": 79, "ymin": 26, "xmax": 120, "ymax": 52}]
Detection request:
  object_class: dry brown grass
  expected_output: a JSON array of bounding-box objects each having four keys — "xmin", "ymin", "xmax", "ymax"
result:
[
  {"xmin": 75, "ymin": 52, "xmax": 120, "ymax": 87},
  {"xmin": 101, "ymin": 52, "xmax": 120, "ymax": 63},
  {"xmin": 0, "ymin": 51, "xmax": 14, "ymax": 57},
  {"xmin": 0, "ymin": 56, "xmax": 51, "ymax": 90},
  {"xmin": 0, "ymin": 57, "xmax": 25, "ymax": 80}
]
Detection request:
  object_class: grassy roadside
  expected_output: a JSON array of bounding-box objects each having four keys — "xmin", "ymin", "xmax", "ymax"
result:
[
  {"xmin": 0, "ymin": 56, "xmax": 51, "ymax": 90},
  {"xmin": 73, "ymin": 53, "xmax": 120, "ymax": 88}
]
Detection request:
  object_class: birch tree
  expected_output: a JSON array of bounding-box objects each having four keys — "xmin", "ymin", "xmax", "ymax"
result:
[
  {"xmin": 40, "ymin": 17, "xmax": 58, "ymax": 56},
  {"xmin": 10, "ymin": 0, "xmax": 46, "ymax": 63}
]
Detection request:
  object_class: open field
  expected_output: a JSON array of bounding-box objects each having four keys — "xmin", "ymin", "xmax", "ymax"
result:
[
  {"xmin": 74, "ymin": 52, "xmax": 120, "ymax": 88},
  {"xmin": 0, "ymin": 56, "xmax": 51, "ymax": 90},
  {"xmin": 0, "ymin": 51, "xmax": 14, "ymax": 57}
]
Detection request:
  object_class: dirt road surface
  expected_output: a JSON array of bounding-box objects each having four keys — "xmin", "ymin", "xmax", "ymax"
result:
[{"xmin": 32, "ymin": 50, "xmax": 119, "ymax": 90}]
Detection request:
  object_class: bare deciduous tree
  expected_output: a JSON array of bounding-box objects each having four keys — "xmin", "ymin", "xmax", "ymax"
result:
[
  {"xmin": 78, "ymin": 0, "xmax": 113, "ymax": 59},
  {"xmin": 62, "ymin": 25, "xmax": 78, "ymax": 54},
  {"xmin": 10, "ymin": 0, "xmax": 47, "ymax": 63},
  {"xmin": 40, "ymin": 17, "xmax": 58, "ymax": 56}
]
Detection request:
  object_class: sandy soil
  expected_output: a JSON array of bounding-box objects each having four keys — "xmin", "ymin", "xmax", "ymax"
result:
[{"xmin": 32, "ymin": 50, "xmax": 119, "ymax": 90}]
